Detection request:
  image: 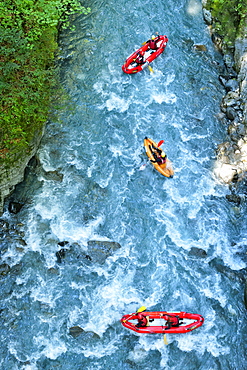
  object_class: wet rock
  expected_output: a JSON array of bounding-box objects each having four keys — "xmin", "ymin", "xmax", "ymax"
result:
[
  {"xmin": 226, "ymin": 107, "xmax": 237, "ymax": 121},
  {"xmin": 42, "ymin": 170, "xmax": 63, "ymax": 182},
  {"xmin": 87, "ymin": 240, "xmax": 121, "ymax": 264},
  {"xmin": 226, "ymin": 194, "xmax": 241, "ymax": 205},
  {"xmin": 193, "ymin": 44, "xmax": 207, "ymax": 52},
  {"xmin": 188, "ymin": 247, "xmax": 207, "ymax": 258},
  {"xmin": 69, "ymin": 326, "xmax": 100, "ymax": 340},
  {"xmin": 202, "ymin": 8, "xmax": 212, "ymax": 25},
  {"xmin": 56, "ymin": 249, "xmax": 66, "ymax": 263},
  {"xmin": 0, "ymin": 220, "xmax": 9, "ymax": 231},
  {"xmin": 8, "ymin": 201, "xmax": 24, "ymax": 214},
  {"xmin": 17, "ymin": 238, "xmax": 27, "ymax": 246},
  {"xmin": 58, "ymin": 241, "xmax": 69, "ymax": 247},
  {"xmin": 219, "ymin": 76, "xmax": 239, "ymax": 92},
  {"xmin": 16, "ymin": 246, "xmax": 25, "ymax": 253},
  {"xmin": 0, "ymin": 263, "xmax": 10, "ymax": 276},
  {"xmin": 244, "ymin": 280, "xmax": 247, "ymax": 309},
  {"xmin": 214, "ymin": 163, "xmax": 238, "ymax": 184},
  {"xmin": 69, "ymin": 326, "xmax": 84, "ymax": 338},
  {"xmin": 209, "ymin": 258, "xmax": 245, "ymax": 282},
  {"xmin": 225, "ymin": 78, "xmax": 239, "ymax": 92},
  {"xmin": 47, "ymin": 267, "xmax": 60, "ymax": 275},
  {"xmin": 211, "ymin": 33, "xmax": 223, "ymax": 51}
]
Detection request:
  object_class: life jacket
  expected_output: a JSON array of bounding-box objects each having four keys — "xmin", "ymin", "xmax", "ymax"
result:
[
  {"xmin": 160, "ymin": 156, "xmax": 166, "ymax": 164},
  {"xmin": 166, "ymin": 315, "xmax": 179, "ymax": 327},
  {"xmin": 149, "ymin": 39, "xmax": 158, "ymax": 50},
  {"xmin": 137, "ymin": 313, "xmax": 147, "ymax": 327},
  {"xmin": 134, "ymin": 52, "xmax": 144, "ymax": 64}
]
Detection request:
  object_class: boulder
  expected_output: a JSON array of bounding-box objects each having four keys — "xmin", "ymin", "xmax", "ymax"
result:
[
  {"xmin": 0, "ymin": 263, "xmax": 10, "ymax": 276},
  {"xmin": 188, "ymin": 247, "xmax": 207, "ymax": 258},
  {"xmin": 86, "ymin": 240, "xmax": 121, "ymax": 264},
  {"xmin": 69, "ymin": 326, "xmax": 84, "ymax": 338},
  {"xmin": 226, "ymin": 194, "xmax": 241, "ymax": 205},
  {"xmin": 193, "ymin": 44, "xmax": 207, "ymax": 52},
  {"xmin": 214, "ymin": 163, "xmax": 238, "ymax": 184}
]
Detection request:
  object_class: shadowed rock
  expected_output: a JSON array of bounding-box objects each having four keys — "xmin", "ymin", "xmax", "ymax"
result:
[
  {"xmin": 69, "ymin": 326, "xmax": 84, "ymax": 338},
  {"xmin": 188, "ymin": 247, "xmax": 207, "ymax": 258},
  {"xmin": 87, "ymin": 240, "xmax": 121, "ymax": 264}
]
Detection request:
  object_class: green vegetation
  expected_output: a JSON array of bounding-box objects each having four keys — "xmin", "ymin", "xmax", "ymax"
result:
[
  {"xmin": 205, "ymin": 0, "xmax": 247, "ymax": 49},
  {"xmin": 0, "ymin": 0, "xmax": 90, "ymax": 165}
]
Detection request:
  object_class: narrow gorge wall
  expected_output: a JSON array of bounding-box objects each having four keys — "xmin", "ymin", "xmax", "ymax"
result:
[{"xmin": 0, "ymin": 128, "xmax": 45, "ymax": 215}]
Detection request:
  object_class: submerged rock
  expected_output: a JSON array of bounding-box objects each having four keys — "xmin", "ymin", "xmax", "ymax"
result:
[
  {"xmin": 69, "ymin": 326, "xmax": 100, "ymax": 340},
  {"xmin": 86, "ymin": 240, "xmax": 121, "ymax": 264},
  {"xmin": 226, "ymin": 194, "xmax": 241, "ymax": 205},
  {"xmin": 0, "ymin": 263, "xmax": 10, "ymax": 276},
  {"xmin": 193, "ymin": 44, "xmax": 207, "ymax": 52},
  {"xmin": 188, "ymin": 247, "xmax": 207, "ymax": 258},
  {"xmin": 8, "ymin": 201, "xmax": 24, "ymax": 214},
  {"xmin": 244, "ymin": 280, "xmax": 247, "ymax": 309},
  {"xmin": 69, "ymin": 326, "xmax": 84, "ymax": 338}
]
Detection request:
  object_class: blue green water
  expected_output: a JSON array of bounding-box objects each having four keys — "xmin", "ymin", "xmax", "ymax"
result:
[{"xmin": 0, "ymin": 0, "xmax": 247, "ymax": 369}]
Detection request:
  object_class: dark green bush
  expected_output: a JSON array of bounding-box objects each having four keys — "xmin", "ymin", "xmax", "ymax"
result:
[
  {"xmin": 206, "ymin": 0, "xmax": 247, "ymax": 48},
  {"xmin": 0, "ymin": 0, "xmax": 90, "ymax": 165}
]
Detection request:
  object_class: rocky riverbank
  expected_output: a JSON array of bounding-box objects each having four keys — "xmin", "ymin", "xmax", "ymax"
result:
[
  {"xmin": 0, "ymin": 128, "xmax": 45, "ymax": 215},
  {"xmin": 202, "ymin": 1, "xmax": 247, "ymax": 186}
]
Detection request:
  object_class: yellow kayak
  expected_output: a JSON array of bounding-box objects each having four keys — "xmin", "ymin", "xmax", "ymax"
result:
[{"xmin": 144, "ymin": 137, "xmax": 174, "ymax": 178}]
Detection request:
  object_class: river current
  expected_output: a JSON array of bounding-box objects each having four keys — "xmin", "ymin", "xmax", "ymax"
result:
[{"xmin": 1, "ymin": 0, "xmax": 247, "ymax": 369}]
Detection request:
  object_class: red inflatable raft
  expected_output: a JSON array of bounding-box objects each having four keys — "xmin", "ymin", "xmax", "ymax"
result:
[
  {"xmin": 121, "ymin": 311, "xmax": 204, "ymax": 334},
  {"xmin": 122, "ymin": 35, "xmax": 168, "ymax": 74}
]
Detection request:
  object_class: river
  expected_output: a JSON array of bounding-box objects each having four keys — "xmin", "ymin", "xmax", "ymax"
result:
[{"xmin": 0, "ymin": 0, "xmax": 247, "ymax": 369}]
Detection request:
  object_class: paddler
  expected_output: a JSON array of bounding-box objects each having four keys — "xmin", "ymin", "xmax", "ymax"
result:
[
  {"xmin": 149, "ymin": 144, "xmax": 167, "ymax": 168},
  {"xmin": 147, "ymin": 34, "xmax": 160, "ymax": 50},
  {"xmin": 136, "ymin": 313, "xmax": 150, "ymax": 327},
  {"xmin": 133, "ymin": 51, "xmax": 145, "ymax": 65}
]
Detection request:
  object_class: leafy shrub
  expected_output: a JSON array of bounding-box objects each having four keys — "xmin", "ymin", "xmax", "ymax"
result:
[
  {"xmin": 206, "ymin": 0, "xmax": 247, "ymax": 48},
  {"xmin": 0, "ymin": 0, "xmax": 90, "ymax": 165}
]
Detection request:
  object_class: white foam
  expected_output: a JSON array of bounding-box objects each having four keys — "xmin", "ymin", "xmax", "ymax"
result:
[{"xmin": 33, "ymin": 335, "xmax": 67, "ymax": 360}]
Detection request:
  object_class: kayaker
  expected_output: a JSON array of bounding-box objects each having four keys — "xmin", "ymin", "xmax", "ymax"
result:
[
  {"xmin": 151, "ymin": 152, "xmax": 167, "ymax": 165},
  {"xmin": 149, "ymin": 146, "xmax": 167, "ymax": 165},
  {"xmin": 133, "ymin": 51, "xmax": 145, "ymax": 65},
  {"xmin": 136, "ymin": 313, "xmax": 149, "ymax": 327},
  {"xmin": 147, "ymin": 35, "xmax": 160, "ymax": 50},
  {"xmin": 166, "ymin": 316, "xmax": 180, "ymax": 328}
]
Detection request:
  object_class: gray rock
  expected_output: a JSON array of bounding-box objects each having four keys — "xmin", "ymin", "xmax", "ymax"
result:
[
  {"xmin": 225, "ymin": 78, "xmax": 239, "ymax": 92},
  {"xmin": 226, "ymin": 107, "xmax": 237, "ymax": 121},
  {"xmin": 69, "ymin": 326, "xmax": 84, "ymax": 338},
  {"xmin": 0, "ymin": 263, "xmax": 10, "ymax": 276},
  {"xmin": 203, "ymin": 8, "xmax": 212, "ymax": 25},
  {"xmin": 188, "ymin": 247, "xmax": 207, "ymax": 258},
  {"xmin": 87, "ymin": 240, "xmax": 121, "ymax": 264},
  {"xmin": 8, "ymin": 201, "xmax": 24, "ymax": 214},
  {"xmin": 226, "ymin": 194, "xmax": 241, "ymax": 205}
]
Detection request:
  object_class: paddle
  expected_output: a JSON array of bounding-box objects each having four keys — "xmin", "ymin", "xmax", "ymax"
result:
[
  {"xmin": 137, "ymin": 306, "xmax": 146, "ymax": 313},
  {"xmin": 122, "ymin": 306, "xmax": 146, "ymax": 322},
  {"xmin": 157, "ymin": 140, "xmax": 164, "ymax": 147},
  {"xmin": 164, "ymin": 334, "xmax": 168, "ymax": 345},
  {"xmin": 148, "ymin": 65, "xmax": 154, "ymax": 73}
]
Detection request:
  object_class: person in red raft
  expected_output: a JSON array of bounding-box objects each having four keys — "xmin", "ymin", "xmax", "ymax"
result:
[
  {"xmin": 133, "ymin": 51, "xmax": 145, "ymax": 65},
  {"xmin": 145, "ymin": 34, "xmax": 161, "ymax": 51},
  {"xmin": 136, "ymin": 313, "xmax": 181, "ymax": 328},
  {"xmin": 136, "ymin": 313, "xmax": 149, "ymax": 327}
]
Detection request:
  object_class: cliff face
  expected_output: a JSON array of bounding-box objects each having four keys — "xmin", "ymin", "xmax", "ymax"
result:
[
  {"xmin": 235, "ymin": 31, "xmax": 247, "ymax": 124},
  {"xmin": 0, "ymin": 127, "xmax": 45, "ymax": 215},
  {"xmin": 202, "ymin": 1, "xmax": 247, "ymax": 184}
]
